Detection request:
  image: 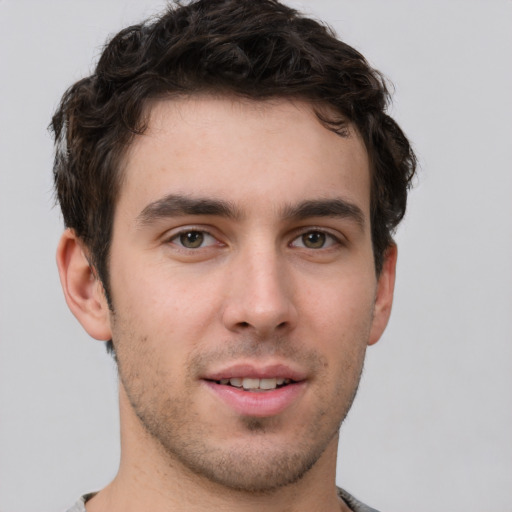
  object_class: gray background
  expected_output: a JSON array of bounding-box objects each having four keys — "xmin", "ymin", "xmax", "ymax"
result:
[{"xmin": 1, "ymin": 1, "xmax": 511, "ymax": 511}]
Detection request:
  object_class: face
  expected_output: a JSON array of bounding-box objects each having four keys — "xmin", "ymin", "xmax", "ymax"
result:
[{"xmin": 104, "ymin": 96, "xmax": 394, "ymax": 492}]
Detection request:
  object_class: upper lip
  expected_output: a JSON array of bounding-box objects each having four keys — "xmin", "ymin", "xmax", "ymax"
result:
[{"xmin": 202, "ymin": 362, "xmax": 308, "ymax": 382}]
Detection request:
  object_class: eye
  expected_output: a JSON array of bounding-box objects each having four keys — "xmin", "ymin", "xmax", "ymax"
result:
[
  {"xmin": 169, "ymin": 230, "xmax": 218, "ymax": 249},
  {"xmin": 291, "ymin": 230, "xmax": 339, "ymax": 249}
]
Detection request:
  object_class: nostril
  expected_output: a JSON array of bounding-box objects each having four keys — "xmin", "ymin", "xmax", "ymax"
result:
[{"xmin": 277, "ymin": 322, "xmax": 288, "ymax": 329}]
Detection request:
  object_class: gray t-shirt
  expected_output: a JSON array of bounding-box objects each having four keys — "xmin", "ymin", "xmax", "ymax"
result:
[{"xmin": 66, "ymin": 488, "xmax": 380, "ymax": 512}]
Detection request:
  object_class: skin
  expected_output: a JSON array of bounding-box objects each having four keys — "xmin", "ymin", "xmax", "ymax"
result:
[{"xmin": 57, "ymin": 96, "xmax": 397, "ymax": 512}]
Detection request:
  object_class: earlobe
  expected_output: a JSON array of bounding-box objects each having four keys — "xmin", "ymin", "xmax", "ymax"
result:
[
  {"xmin": 56, "ymin": 229, "xmax": 112, "ymax": 341},
  {"xmin": 368, "ymin": 244, "xmax": 398, "ymax": 346}
]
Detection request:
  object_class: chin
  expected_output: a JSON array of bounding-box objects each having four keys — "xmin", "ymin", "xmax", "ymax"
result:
[{"xmin": 158, "ymin": 419, "xmax": 340, "ymax": 494}]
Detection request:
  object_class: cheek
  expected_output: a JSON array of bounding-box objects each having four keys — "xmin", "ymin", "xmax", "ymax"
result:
[
  {"xmin": 298, "ymin": 274, "xmax": 376, "ymax": 394},
  {"xmin": 109, "ymin": 261, "xmax": 223, "ymax": 357},
  {"xmin": 301, "ymin": 273, "xmax": 377, "ymax": 340},
  {"xmin": 113, "ymin": 256, "xmax": 212, "ymax": 311}
]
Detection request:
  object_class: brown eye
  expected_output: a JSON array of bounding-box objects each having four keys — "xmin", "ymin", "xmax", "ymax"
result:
[
  {"xmin": 179, "ymin": 231, "xmax": 205, "ymax": 248},
  {"xmin": 168, "ymin": 229, "xmax": 222, "ymax": 253},
  {"xmin": 290, "ymin": 230, "xmax": 339, "ymax": 250},
  {"xmin": 302, "ymin": 231, "xmax": 326, "ymax": 249}
]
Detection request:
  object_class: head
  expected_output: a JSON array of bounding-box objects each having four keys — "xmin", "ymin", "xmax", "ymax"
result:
[
  {"xmin": 52, "ymin": 0, "xmax": 416, "ymax": 497},
  {"xmin": 52, "ymin": 0, "xmax": 416, "ymax": 300}
]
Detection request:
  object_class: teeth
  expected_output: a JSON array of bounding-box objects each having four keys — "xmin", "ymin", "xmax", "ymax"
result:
[
  {"xmin": 217, "ymin": 377, "xmax": 290, "ymax": 390},
  {"xmin": 229, "ymin": 377, "xmax": 243, "ymax": 388},
  {"xmin": 259, "ymin": 378, "xmax": 277, "ymax": 390},
  {"xmin": 242, "ymin": 378, "xmax": 260, "ymax": 390}
]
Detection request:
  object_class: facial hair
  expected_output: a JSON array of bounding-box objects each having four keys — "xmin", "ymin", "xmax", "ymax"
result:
[{"xmin": 115, "ymin": 330, "xmax": 367, "ymax": 494}]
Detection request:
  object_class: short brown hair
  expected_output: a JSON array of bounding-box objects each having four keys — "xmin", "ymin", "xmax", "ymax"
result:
[{"xmin": 51, "ymin": 0, "xmax": 416, "ymax": 295}]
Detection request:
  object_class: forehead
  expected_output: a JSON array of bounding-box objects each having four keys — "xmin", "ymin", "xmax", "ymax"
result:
[{"xmin": 118, "ymin": 95, "xmax": 371, "ymax": 220}]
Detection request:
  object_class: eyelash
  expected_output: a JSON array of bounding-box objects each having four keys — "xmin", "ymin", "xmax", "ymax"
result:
[
  {"xmin": 166, "ymin": 227, "xmax": 342, "ymax": 251},
  {"xmin": 167, "ymin": 229, "xmax": 220, "ymax": 250},
  {"xmin": 289, "ymin": 229, "xmax": 341, "ymax": 250}
]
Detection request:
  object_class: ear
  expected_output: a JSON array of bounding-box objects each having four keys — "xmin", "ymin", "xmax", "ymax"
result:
[
  {"xmin": 56, "ymin": 228, "xmax": 112, "ymax": 341},
  {"xmin": 368, "ymin": 244, "xmax": 397, "ymax": 346}
]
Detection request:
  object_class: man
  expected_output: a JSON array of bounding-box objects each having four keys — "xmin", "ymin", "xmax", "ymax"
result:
[{"xmin": 52, "ymin": 0, "xmax": 416, "ymax": 510}]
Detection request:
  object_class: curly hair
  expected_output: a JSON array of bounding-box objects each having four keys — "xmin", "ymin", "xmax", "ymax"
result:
[{"xmin": 51, "ymin": 0, "xmax": 416, "ymax": 297}]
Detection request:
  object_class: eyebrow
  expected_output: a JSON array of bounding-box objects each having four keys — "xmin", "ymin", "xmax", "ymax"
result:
[
  {"xmin": 281, "ymin": 198, "xmax": 365, "ymax": 229},
  {"xmin": 136, "ymin": 194, "xmax": 365, "ymax": 230},
  {"xmin": 136, "ymin": 194, "xmax": 241, "ymax": 226}
]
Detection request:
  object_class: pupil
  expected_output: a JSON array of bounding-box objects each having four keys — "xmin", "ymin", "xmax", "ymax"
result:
[
  {"xmin": 180, "ymin": 231, "xmax": 204, "ymax": 248},
  {"xmin": 303, "ymin": 232, "xmax": 325, "ymax": 248}
]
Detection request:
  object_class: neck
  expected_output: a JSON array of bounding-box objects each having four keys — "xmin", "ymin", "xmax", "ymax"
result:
[{"xmin": 85, "ymin": 385, "xmax": 350, "ymax": 512}]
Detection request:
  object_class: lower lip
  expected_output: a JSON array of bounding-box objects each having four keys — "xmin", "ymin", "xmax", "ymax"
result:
[{"xmin": 203, "ymin": 381, "xmax": 306, "ymax": 418}]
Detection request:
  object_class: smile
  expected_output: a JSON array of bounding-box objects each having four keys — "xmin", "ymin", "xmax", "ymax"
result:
[
  {"xmin": 215, "ymin": 377, "xmax": 293, "ymax": 391},
  {"xmin": 204, "ymin": 369, "xmax": 306, "ymax": 417}
]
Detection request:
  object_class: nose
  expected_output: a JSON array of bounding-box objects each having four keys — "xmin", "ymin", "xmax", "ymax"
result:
[{"xmin": 221, "ymin": 247, "xmax": 298, "ymax": 337}]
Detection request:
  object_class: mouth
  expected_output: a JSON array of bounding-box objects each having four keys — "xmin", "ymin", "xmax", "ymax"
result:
[
  {"xmin": 208, "ymin": 377, "xmax": 295, "ymax": 392},
  {"xmin": 202, "ymin": 364, "xmax": 307, "ymax": 417}
]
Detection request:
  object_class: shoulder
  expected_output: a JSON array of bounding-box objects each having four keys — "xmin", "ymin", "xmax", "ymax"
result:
[
  {"xmin": 65, "ymin": 492, "xmax": 97, "ymax": 512},
  {"xmin": 337, "ymin": 487, "xmax": 382, "ymax": 512}
]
